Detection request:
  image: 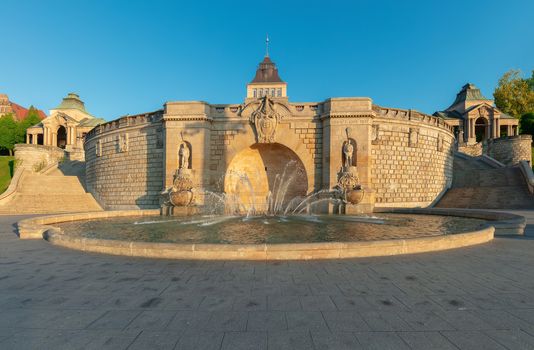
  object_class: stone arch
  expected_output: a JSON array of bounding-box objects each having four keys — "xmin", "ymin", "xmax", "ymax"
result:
[
  {"xmin": 224, "ymin": 143, "xmax": 309, "ymax": 213},
  {"xmin": 57, "ymin": 125, "xmax": 67, "ymax": 149},
  {"xmin": 475, "ymin": 117, "xmax": 488, "ymax": 142},
  {"xmin": 224, "ymin": 124, "xmax": 316, "ymax": 195}
]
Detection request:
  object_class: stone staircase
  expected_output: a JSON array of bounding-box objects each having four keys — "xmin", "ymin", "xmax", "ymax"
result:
[
  {"xmin": 436, "ymin": 154, "xmax": 534, "ymax": 209},
  {"xmin": 0, "ymin": 161, "xmax": 102, "ymax": 214}
]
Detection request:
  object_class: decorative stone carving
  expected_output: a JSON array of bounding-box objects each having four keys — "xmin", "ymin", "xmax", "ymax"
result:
[
  {"xmin": 95, "ymin": 140, "xmax": 102, "ymax": 157},
  {"xmin": 336, "ymin": 166, "xmax": 364, "ymax": 205},
  {"xmin": 437, "ymin": 134, "xmax": 443, "ymax": 152},
  {"xmin": 409, "ymin": 128, "xmax": 419, "ymax": 147},
  {"xmin": 168, "ymin": 169, "xmax": 194, "ymax": 206},
  {"xmin": 179, "ymin": 142, "xmax": 191, "ymax": 169},
  {"xmin": 118, "ymin": 133, "xmax": 129, "ymax": 153},
  {"xmin": 250, "ymin": 96, "xmax": 282, "ymax": 143},
  {"xmin": 371, "ymin": 124, "xmax": 379, "ymax": 142}
]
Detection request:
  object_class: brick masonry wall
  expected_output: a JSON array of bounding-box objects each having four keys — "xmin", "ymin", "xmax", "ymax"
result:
[
  {"xmin": 371, "ymin": 120, "xmax": 454, "ymax": 206},
  {"xmin": 85, "ymin": 121, "xmax": 164, "ymax": 209},
  {"xmin": 486, "ymin": 135, "xmax": 532, "ymax": 166},
  {"xmin": 293, "ymin": 122, "xmax": 323, "ymax": 189}
]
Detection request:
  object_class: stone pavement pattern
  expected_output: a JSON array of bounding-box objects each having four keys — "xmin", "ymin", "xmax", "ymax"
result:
[{"xmin": 1, "ymin": 212, "xmax": 534, "ymax": 349}]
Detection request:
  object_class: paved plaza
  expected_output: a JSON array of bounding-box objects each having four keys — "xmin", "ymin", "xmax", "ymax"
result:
[{"xmin": 0, "ymin": 212, "xmax": 534, "ymax": 350}]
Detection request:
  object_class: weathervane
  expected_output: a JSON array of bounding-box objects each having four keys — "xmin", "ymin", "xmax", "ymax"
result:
[{"xmin": 265, "ymin": 34, "xmax": 270, "ymax": 57}]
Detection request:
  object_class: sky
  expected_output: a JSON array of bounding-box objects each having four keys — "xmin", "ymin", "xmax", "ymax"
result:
[{"xmin": 0, "ymin": 0, "xmax": 533, "ymax": 120}]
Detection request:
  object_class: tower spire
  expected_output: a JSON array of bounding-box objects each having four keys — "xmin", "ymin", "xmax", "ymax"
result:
[{"xmin": 265, "ymin": 34, "xmax": 270, "ymax": 57}]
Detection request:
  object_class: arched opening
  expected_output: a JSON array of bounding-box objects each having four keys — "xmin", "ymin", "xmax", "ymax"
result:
[
  {"xmin": 224, "ymin": 143, "xmax": 308, "ymax": 213},
  {"xmin": 37, "ymin": 134, "xmax": 43, "ymax": 145},
  {"xmin": 57, "ymin": 126, "xmax": 67, "ymax": 149},
  {"xmin": 474, "ymin": 117, "xmax": 488, "ymax": 143}
]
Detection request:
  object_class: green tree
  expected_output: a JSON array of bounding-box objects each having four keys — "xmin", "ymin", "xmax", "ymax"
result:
[
  {"xmin": 526, "ymin": 70, "xmax": 534, "ymax": 91},
  {"xmin": 16, "ymin": 106, "xmax": 42, "ymax": 144},
  {"xmin": 0, "ymin": 114, "xmax": 18, "ymax": 156},
  {"xmin": 493, "ymin": 69, "xmax": 534, "ymax": 118},
  {"xmin": 520, "ymin": 112, "xmax": 534, "ymax": 136}
]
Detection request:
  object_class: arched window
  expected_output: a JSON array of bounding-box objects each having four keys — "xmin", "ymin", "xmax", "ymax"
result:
[
  {"xmin": 277, "ymin": 88, "xmax": 282, "ymax": 97},
  {"xmin": 253, "ymin": 89, "xmax": 257, "ymax": 98}
]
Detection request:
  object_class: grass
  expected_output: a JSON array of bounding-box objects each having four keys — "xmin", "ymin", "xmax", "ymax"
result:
[{"xmin": 0, "ymin": 156, "xmax": 15, "ymax": 194}]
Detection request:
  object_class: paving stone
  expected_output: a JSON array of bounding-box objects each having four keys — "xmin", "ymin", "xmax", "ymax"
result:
[
  {"xmin": 311, "ymin": 331, "xmax": 362, "ymax": 350},
  {"xmin": 267, "ymin": 331, "xmax": 314, "ymax": 350},
  {"xmin": 442, "ymin": 330, "xmax": 508, "ymax": 350},
  {"xmin": 247, "ymin": 311, "xmax": 287, "ymax": 331},
  {"xmin": 360, "ymin": 311, "xmax": 413, "ymax": 331},
  {"xmin": 397, "ymin": 331, "xmax": 458, "ymax": 350},
  {"xmin": 322, "ymin": 311, "xmax": 371, "ymax": 332},
  {"xmin": 128, "ymin": 331, "xmax": 181, "ymax": 350},
  {"xmin": 87, "ymin": 310, "xmax": 141, "ymax": 330},
  {"xmin": 125, "ymin": 310, "xmax": 176, "ymax": 330},
  {"xmin": 204, "ymin": 311, "xmax": 248, "ymax": 332},
  {"xmin": 355, "ymin": 331, "xmax": 411, "ymax": 350},
  {"xmin": 286, "ymin": 311, "xmax": 328, "ymax": 331},
  {"xmin": 221, "ymin": 331, "xmax": 267, "ymax": 350}
]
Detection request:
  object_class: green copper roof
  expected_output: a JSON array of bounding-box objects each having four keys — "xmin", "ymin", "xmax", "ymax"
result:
[
  {"xmin": 78, "ymin": 117, "xmax": 105, "ymax": 127},
  {"xmin": 55, "ymin": 93, "xmax": 87, "ymax": 112},
  {"xmin": 447, "ymin": 83, "xmax": 489, "ymax": 110}
]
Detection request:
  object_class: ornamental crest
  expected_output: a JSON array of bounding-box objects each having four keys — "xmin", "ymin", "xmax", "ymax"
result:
[{"xmin": 249, "ymin": 96, "xmax": 282, "ymax": 143}]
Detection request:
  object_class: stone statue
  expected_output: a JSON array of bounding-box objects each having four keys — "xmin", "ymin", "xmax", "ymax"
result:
[
  {"xmin": 179, "ymin": 143, "xmax": 190, "ymax": 169},
  {"xmin": 343, "ymin": 141, "xmax": 354, "ymax": 168}
]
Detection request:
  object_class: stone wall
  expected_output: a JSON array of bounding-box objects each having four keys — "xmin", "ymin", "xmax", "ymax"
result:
[
  {"xmin": 458, "ymin": 142, "xmax": 483, "ymax": 157},
  {"xmin": 14, "ymin": 144, "xmax": 65, "ymax": 172},
  {"xmin": 85, "ymin": 112, "xmax": 164, "ymax": 209},
  {"xmin": 485, "ymin": 135, "xmax": 532, "ymax": 166},
  {"xmin": 371, "ymin": 113, "xmax": 454, "ymax": 207},
  {"xmin": 85, "ymin": 99, "xmax": 456, "ymax": 211}
]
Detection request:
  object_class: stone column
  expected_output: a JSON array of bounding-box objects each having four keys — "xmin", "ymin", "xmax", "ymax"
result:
[
  {"xmin": 508, "ymin": 125, "xmax": 513, "ymax": 136},
  {"xmin": 52, "ymin": 132, "xmax": 57, "ymax": 147},
  {"xmin": 32, "ymin": 134, "xmax": 38, "ymax": 144},
  {"xmin": 72, "ymin": 126, "xmax": 77, "ymax": 146},
  {"xmin": 26, "ymin": 133, "xmax": 30, "ymax": 144}
]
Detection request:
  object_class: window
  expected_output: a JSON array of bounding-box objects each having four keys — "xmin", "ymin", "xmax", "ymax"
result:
[
  {"xmin": 271, "ymin": 88, "xmax": 275, "ymax": 97},
  {"xmin": 253, "ymin": 89, "xmax": 257, "ymax": 98},
  {"xmin": 277, "ymin": 88, "xmax": 282, "ymax": 97}
]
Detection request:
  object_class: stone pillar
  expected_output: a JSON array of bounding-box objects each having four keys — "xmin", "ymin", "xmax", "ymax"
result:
[
  {"xmin": 32, "ymin": 134, "xmax": 38, "ymax": 144},
  {"xmin": 26, "ymin": 133, "xmax": 30, "ymax": 144},
  {"xmin": 508, "ymin": 125, "xmax": 513, "ymax": 136},
  {"xmin": 72, "ymin": 126, "xmax": 77, "ymax": 146},
  {"xmin": 52, "ymin": 132, "xmax": 57, "ymax": 147}
]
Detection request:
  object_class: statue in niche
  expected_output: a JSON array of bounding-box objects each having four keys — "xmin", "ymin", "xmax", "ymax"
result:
[
  {"xmin": 409, "ymin": 128, "xmax": 419, "ymax": 147},
  {"xmin": 343, "ymin": 141, "xmax": 354, "ymax": 168},
  {"xmin": 178, "ymin": 142, "xmax": 190, "ymax": 169},
  {"xmin": 250, "ymin": 95, "xmax": 282, "ymax": 143}
]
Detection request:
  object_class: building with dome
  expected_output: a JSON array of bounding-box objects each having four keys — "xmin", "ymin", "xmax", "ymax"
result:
[
  {"xmin": 26, "ymin": 93, "xmax": 104, "ymax": 151},
  {"xmin": 434, "ymin": 83, "xmax": 518, "ymax": 143}
]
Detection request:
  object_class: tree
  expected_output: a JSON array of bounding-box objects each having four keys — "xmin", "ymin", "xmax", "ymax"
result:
[
  {"xmin": 16, "ymin": 106, "xmax": 42, "ymax": 144},
  {"xmin": 526, "ymin": 70, "xmax": 534, "ymax": 91},
  {"xmin": 520, "ymin": 112, "xmax": 534, "ymax": 136},
  {"xmin": 0, "ymin": 114, "xmax": 19, "ymax": 156},
  {"xmin": 493, "ymin": 69, "xmax": 534, "ymax": 118}
]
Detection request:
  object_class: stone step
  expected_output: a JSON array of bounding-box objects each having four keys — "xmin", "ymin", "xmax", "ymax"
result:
[{"xmin": 0, "ymin": 194, "xmax": 102, "ymax": 214}]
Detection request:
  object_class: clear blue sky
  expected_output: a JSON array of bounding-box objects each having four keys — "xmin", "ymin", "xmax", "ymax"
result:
[{"xmin": 1, "ymin": 0, "xmax": 532, "ymax": 120}]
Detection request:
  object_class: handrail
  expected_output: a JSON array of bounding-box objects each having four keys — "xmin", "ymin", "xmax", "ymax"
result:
[
  {"xmin": 518, "ymin": 161, "xmax": 534, "ymax": 195},
  {"xmin": 0, "ymin": 167, "xmax": 25, "ymax": 205}
]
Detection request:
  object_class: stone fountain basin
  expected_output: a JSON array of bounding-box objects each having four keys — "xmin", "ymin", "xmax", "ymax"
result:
[{"xmin": 17, "ymin": 209, "xmax": 525, "ymax": 260}]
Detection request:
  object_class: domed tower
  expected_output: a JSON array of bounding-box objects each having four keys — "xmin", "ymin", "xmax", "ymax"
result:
[{"xmin": 246, "ymin": 37, "xmax": 287, "ymax": 99}]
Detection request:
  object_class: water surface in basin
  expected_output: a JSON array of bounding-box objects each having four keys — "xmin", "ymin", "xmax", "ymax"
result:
[{"xmin": 55, "ymin": 214, "xmax": 488, "ymax": 244}]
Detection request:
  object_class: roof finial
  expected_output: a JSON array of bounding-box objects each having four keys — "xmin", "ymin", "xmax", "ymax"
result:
[{"xmin": 265, "ymin": 34, "xmax": 270, "ymax": 57}]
